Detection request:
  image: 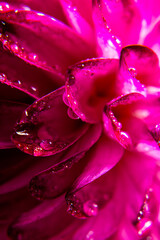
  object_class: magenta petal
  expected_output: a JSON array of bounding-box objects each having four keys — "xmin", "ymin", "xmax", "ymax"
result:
[
  {"xmin": 0, "ymin": 149, "xmax": 62, "ymax": 194},
  {"xmin": 119, "ymin": 45, "xmax": 160, "ymax": 90},
  {"xmin": 29, "ymin": 123, "xmax": 102, "ymax": 200},
  {"xmin": 60, "ymin": 0, "xmax": 95, "ymax": 44},
  {"xmin": 94, "ymin": 0, "xmax": 141, "ymax": 47},
  {"xmin": 103, "ymin": 93, "xmax": 145, "ymax": 149},
  {"xmin": 70, "ymin": 135, "xmax": 123, "ymax": 193},
  {"xmin": 0, "ymin": 187, "xmax": 38, "ymax": 240},
  {"xmin": 66, "ymin": 58, "xmax": 119, "ymax": 123},
  {"xmin": 0, "ymin": 6, "xmax": 95, "ymax": 73},
  {"xmin": 0, "ymin": 100, "xmax": 28, "ymax": 149},
  {"xmin": 8, "ymin": 195, "xmax": 82, "ymax": 240},
  {"xmin": 136, "ymin": 0, "xmax": 160, "ymax": 25},
  {"xmin": 12, "ymin": 87, "xmax": 89, "ymax": 156},
  {"xmin": 92, "ymin": 1, "xmax": 121, "ymax": 58},
  {"xmin": 143, "ymin": 19, "xmax": 160, "ymax": 66},
  {"xmin": 61, "ymin": 0, "xmax": 93, "ymax": 25},
  {"xmin": 66, "ymin": 166, "xmax": 125, "ymax": 239},
  {"xmin": 3, "ymin": 0, "xmax": 68, "ymax": 23},
  {"xmin": 0, "ymin": 45, "xmax": 63, "ymax": 99},
  {"xmin": 0, "ymin": 124, "xmax": 101, "ymax": 194}
]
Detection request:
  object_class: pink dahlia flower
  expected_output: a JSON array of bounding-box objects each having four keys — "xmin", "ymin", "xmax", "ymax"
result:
[{"xmin": 0, "ymin": 0, "xmax": 160, "ymax": 239}]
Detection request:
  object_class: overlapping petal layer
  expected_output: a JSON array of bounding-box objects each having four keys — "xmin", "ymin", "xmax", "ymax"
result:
[{"xmin": 0, "ymin": 0, "xmax": 160, "ymax": 239}]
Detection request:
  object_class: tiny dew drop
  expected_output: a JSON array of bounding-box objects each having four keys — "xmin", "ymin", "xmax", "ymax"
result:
[
  {"xmin": 0, "ymin": 73, "xmax": 7, "ymax": 83},
  {"xmin": 137, "ymin": 218, "xmax": 152, "ymax": 237},
  {"xmin": 83, "ymin": 200, "xmax": 98, "ymax": 217},
  {"xmin": 40, "ymin": 139, "xmax": 54, "ymax": 151},
  {"xmin": 10, "ymin": 43, "xmax": 19, "ymax": 53},
  {"xmin": 28, "ymin": 53, "xmax": 38, "ymax": 62},
  {"xmin": 33, "ymin": 146, "xmax": 43, "ymax": 156}
]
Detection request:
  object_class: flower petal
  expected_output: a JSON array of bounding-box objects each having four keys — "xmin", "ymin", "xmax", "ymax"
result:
[
  {"xmin": 8, "ymin": 195, "xmax": 83, "ymax": 240},
  {"xmin": 0, "ymin": 100, "xmax": 28, "ymax": 149},
  {"xmin": 0, "ymin": 187, "xmax": 38, "ymax": 240},
  {"xmin": 29, "ymin": 123, "xmax": 102, "ymax": 200},
  {"xmin": 93, "ymin": 0, "xmax": 141, "ymax": 47},
  {"xmin": 66, "ymin": 165, "xmax": 125, "ymax": 239},
  {"xmin": 12, "ymin": 87, "xmax": 89, "ymax": 156},
  {"xmin": 69, "ymin": 134, "xmax": 124, "ymax": 193},
  {"xmin": 0, "ymin": 5, "xmax": 95, "ymax": 74},
  {"xmin": 143, "ymin": 19, "xmax": 160, "ymax": 66},
  {"xmin": 60, "ymin": 0, "xmax": 95, "ymax": 44},
  {"xmin": 119, "ymin": 45, "xmax": 160, "ymax": 93},
  {"xmin": 92, "ymin": 1, "xmax": 121, "ymax": 58},
  {"xmin": 0, "ymin": 44, "xmax": 63, "ymax": 99},
  {"xmin": 66, "ymin": 58, "xmax": 119, "ymax": 123},
  {"xmin": 103, "ymin": 92, "xmax": 145, "ymax": 149},
  {"xmin": 0, "ymin": 123, "xmax": 101, "ymax": 194},
  {"xmin": 2, "ymin": 0, "xmax": 68, "ymax": 23}
]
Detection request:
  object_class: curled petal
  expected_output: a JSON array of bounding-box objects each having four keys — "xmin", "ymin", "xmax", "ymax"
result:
[
  {"xmin": 92, "ymin": 0, "xmax": 121, "ymax": 58},
  {"xmin": 0, "ymin": 187, "xmax": 38, "ymax": 239},
  {"xmin": 12, "ymin": 87, "xmax": 89, "ymax": 156},
  {"xmin": 8, "ymin": 195, "xmax": 82, "ymax": 240},
  {"xmin": 0, "ymin": 5, "xmax": 95, "ymax": 74},
  {"xmin": 66, "ymin": 58, "xmax": 119, "ymax": 123},
  {"xmin": 0, "ymin": 123, "xmax": 101, "ymax": 194},
  {"xmin": 103, "ymin": 92, "xmax": 145, "ymax": 149},
  {"xmin": 0, "ymin": 100, "xmax": 28, "ymax": 149},
  {"xmin": 60, "ymin": 0, "xmax": 95, "ymax": 44},
  {"xmin": 93, "ymin": 0, "xmax": 141, "ymax": 47},
  {"xmin": 143, "ymin": 19, "xmax": 160, "ymax": 66},
  {"xmin": 70, "ymin": 134, "xmax": 124, "ymax": 193},
  {"xmin": 119, "ymin": 45, "xmax": 160, "ymax": 94},
  {"xmin": 1, "ymin": 0, "xmax": 68, "ymax": 23},
  {"xmin": 0, "ymin": 45, "xmax": 62, "ymax": 99},
  {"xmin": 29, "ymin": 123, "xmax": 102, "ymax": 200},
  {"xmin": 66, "ymin": 165, "xmax": 125, "ymax": 239}
]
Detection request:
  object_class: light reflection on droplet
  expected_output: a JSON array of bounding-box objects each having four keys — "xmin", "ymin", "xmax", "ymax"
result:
[
  {"xmin": 137, "ymin": 219, "xmax": 152, "ymax": 237},
  {"xmin": 86, "ymin": 230, "xmax": 94, "ymax": 240},
  {"xmin": 83, "ymin": 200, "xmax": 98, "ymax": 217}
]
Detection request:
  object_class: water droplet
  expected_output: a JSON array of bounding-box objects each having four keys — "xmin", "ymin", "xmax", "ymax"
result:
[
  {"xmin": 128, "ymin": 67, "xmax": 137, "ymax": 78},
  {"xmin": 28, "ymin": 53, "xmax": 38, "ymax": 62},
  {"xmin": 68, "ymin": 74, "xmax": 75, "ymax": 86},
  {"xmin": 67, "ymin": 107, "xmax": 79, "ymax": 119},
  {"xmin": 40, "ymin": 139, "xmax": 54, "ymax": 151},
  {"xmin": 135, "ymin": 188, "xmax": 158, "ymax": 238},
  {"xmin": 34, "ymin": 146, "xmax": 43, "ymax": 156},
  {"xmin": 83, "ymin": 200, "xmax": 98, "ymax": 217},
  {"xmin": 0, "ymin": 73, "xmax": 7, "ymax": 83},
  {"xmin": 10, "ymin": 43, "xmax": 19, "ymax": 53},
  {"xmin": 62, "ymin": 92, "xmax": 70, "ymax": 106},
  {"xmin": 86, "ymin": 230, "xmax": 94, "ymax": 240},
  {"xmin": 137, "ymin": 218, "xmax": 152, "ymax": 237}
]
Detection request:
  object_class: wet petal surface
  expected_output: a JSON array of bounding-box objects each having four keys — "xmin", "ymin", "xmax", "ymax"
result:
[
  {"xmin": 12, "ymin": 87, "xmax": 89, "ymax": 156},
  {"xmin": 119, "ymin": 45, "xmax": 160, "ymax": 91},
  {"xmin": 66, "ymin": 164, "xmax": 125, "ymax": 239},
  {"xmin": 60, "ymin": 0, "xmax": 95, "ymax": 44},
  {"xmin": 103, "ymin": 92, "xmax": 145, "ymax": 149},
  {"xmin": 0, "ymin": 44, "xmax": 62, "ymax": 99},
  {"xmin": 92, "ymin": 0, "xmax": 121, "ymax": 58},
  {"xmin": 8, "ymin": 195, "xmax": 83, "ymax": 240},
  {"xmin": 93, "ymin": 0, "xmax": 141, "ymax": 47},
  {"xmin": 70, "ymin": 134, "xmax": 124, "ymax": 192},
  {"xmin": 0, "ymin": 100, "xmax": 28, "ymax": 149},
  {"xmin": 66, "ymin": 58, "xmax": 119, "ymax": 123},
  {"xmin": 29, "ymin": 123, "xmax": 102, "ymax": 200},
  {"xmin": 0, "ymin": 5, "xmax": 95, "ymax": 74}
]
